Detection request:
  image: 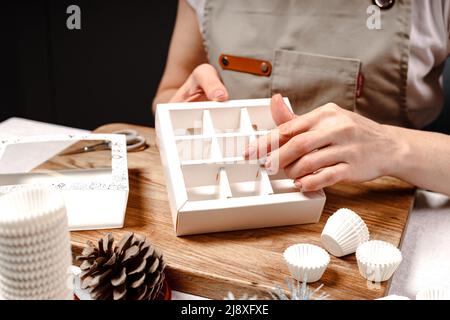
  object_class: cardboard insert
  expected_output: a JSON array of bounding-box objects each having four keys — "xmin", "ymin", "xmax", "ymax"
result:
[{"xmin": 156, "ymin": 98, "xmax": 326, "ymax": 236}]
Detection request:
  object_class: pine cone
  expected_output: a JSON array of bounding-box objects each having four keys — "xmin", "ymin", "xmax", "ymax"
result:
[{"xmin": 76, "ymin": 232, "xmax": 167, "ymax": 300}]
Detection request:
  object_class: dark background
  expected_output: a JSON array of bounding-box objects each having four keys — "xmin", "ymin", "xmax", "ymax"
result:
[
  {"xmin": 1, "ymin": 1, "xmax": 449, "ymax": 132},
  {"xmin": 2, "ymin": 0, "xmax": 177, "ymax": 129}
]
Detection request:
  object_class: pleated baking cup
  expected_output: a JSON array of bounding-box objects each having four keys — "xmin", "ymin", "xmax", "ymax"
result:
[
  {"xmin": 0, "ymin": 278, "xmax": 72, "ymax": 300},
  {"xmin": 0, "ymin": 207, "xmax": 67, "ymax": 239},
  {"xmin": 356, "ymin": 240, "xmax": 402, "ymax": 282},
  {"xmin": 283, "ymin": 243, "xmax": 330, "ymax": 283},
  {"xmin": 1, "ymin": 287, "xmax": 73, "ymax": 300},
  {"xmin": 0, "ymin": 199, "xmax": 66, "ymax": 226},
  {"xmin": 0, "ymin": 240, "xmax": 69, "ymax": 263},
  {"xmin": 0, "ymin": 269, "xmax": 71, "ymax": 291},
  {"xmin": 0, "ymin": 188, "xmax": 72, "ymax": 300},
  {"xmin": 0, "ymin": 227, "xmax": 70, "ymax": 267},
  {"xmin": 0, "ymin": 224, "xmax": 70, "ymax": 255},
  {"xmin": 0, "ymin": 232, "xmax": 69, "ymax": 256},
  {"xmin": 0, "ymin": 257, "xmax": 72, "ymax": 300},
  {"xmin": 0, "ymin": 258, "xmax": 72, "ymax": 280},
  {"xmin": 321, "ymin": 208, "xmax": 370, "ymax": 257},
  {"xmin": 0, "ymin": 232, "xmax": 71, "ymax": 282},
  {"xmin": 0, "ymin": 268, "xmax": 71, "ymax": 291},
  {"xmin": 376, "ymin": 295, "xmax": 410, "ymax": 300},
  {"xmin": 416, "ymin": 288, "xmax": 450, "ymax": 300},
  {"xmin": 0, "ymin": 214, "xmax": 68, "ymax": 240},
  {"xmin": 0, "ymin": 241, "xmax": 70, "ymax": 261},
  {"xmin": 0, "ymin": 187, "xmax": 66, "ymax": 229},
  {"xmin": 0, "ymin": 250, "xmax": 72, "ymax": 280},
  {"xmin": 0, "ymin": 267, "xmax": 71, "ymax": 291},
  {"xmin": 0, "ymin": 247, "xmax": 72, "ymax": 282},
  {"xmin": 0, "ymin": 239, "xmax": 71, "ymax": 264}
]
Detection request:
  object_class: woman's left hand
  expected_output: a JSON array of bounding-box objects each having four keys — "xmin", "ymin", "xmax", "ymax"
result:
[{"xmin": 243, "ymin": 94, "xmax": 404, "ymax": 192}]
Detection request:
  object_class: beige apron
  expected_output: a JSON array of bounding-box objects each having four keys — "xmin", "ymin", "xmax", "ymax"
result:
[{"xmin": 203, "ymin": 0, "xmax": 415, "ymax": 128}]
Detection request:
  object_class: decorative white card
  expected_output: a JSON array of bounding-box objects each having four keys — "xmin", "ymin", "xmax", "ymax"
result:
[{"xmin": 0, "ymin": 134, "xmax": 129, "ymax": 230}]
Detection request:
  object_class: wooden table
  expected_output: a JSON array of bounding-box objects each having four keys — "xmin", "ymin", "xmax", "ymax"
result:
[{"xmin": 37, "ymin": 123, "xmax": 416, "ymax": 300}]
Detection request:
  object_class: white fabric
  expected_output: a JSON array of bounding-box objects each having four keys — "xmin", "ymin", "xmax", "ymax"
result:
[
  {"xmin": 407, "ymin": 0, "xmax": 450, "ymax": 127},
  {"xmin": 187, "ymin": 0, "xmax": 450, "ymax": 128}
]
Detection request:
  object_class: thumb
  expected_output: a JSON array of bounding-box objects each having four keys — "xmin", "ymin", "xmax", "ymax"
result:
[
  {"xmin": 270, "ymin": 94, "xmax": 295, "ymax": 125},
  {"xmin": 192, "ymin": 64, "xmax": 229, "ymax": 102}
]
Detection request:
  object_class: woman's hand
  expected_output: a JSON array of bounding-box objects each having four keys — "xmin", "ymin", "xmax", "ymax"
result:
[
  {"xmin": 152, "ymin": 0, "xmax": 228, "ymax": 111},
  {"xmin": 244, "ymin": 94, "xmax": 404, "ymax": 192},
  {"xmin": 170, "ymin": 64, "xmax": 229, "ymax": 103}
]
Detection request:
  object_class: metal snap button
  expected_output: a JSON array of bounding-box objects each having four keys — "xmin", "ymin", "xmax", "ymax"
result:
[
  {"xmin": 260, "ymin": 62, "xmax": 269, "ymax": 74},
  {"xmin": 221, "ymin": 56, "xmax": 229, "ymax": 66},
  {"xmin": 373, "ymin": 0, "xmax": 394, "ymax": 9}
]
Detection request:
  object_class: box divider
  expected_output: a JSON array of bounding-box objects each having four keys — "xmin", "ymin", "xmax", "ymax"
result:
[
  {"xmin": 203, "ymin": 110, "xmax": 222, "ymax": 160},
  {"xmin": 239, "ymin": 107, "xmax": 259, "ymax": 162},
  {"xmin": 257, "ymin": 168, "xmax": 274, "ymax": 195},
  {"xmin": 202, "ymin": 109, "xmax": 215, "ymax": 135},
  {"xmin": 239, "ymin": 108, "xmax": 255, "ymax": 134},
  {"xmin": 218, "ymin": 167, "xmax": 232, "ymax": 199}
]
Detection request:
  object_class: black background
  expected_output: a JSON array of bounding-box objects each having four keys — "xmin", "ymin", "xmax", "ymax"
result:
[
  {"xmin": 1, "ymin": 0, "xmax": 177, "ymax": 129},
  {"xmin": 1, "ymin": 1, "xmax": 449, "ymax": 132}
]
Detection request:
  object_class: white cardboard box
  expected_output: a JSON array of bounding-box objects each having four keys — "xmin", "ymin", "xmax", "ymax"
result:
[
  {"xmin": 0, "ymin": 134, "xmax": 129, "ymax": 230},
  {"xmin": 155, "ymin": 98, "xmax": 326, "ymax": 236}
]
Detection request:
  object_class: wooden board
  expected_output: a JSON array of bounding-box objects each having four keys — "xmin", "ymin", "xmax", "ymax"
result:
[{"xmin": 36, "ymin": 123, "xmax": 416, "ymax": 300}]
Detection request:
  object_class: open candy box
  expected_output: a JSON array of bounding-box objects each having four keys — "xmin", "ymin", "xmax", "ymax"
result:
[{"xmin": 155, "ymin": 98, "xmax": 326, "ymax": 236}]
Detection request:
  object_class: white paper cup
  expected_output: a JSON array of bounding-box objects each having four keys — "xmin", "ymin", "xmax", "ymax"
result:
[
  {"xmin": 0, "ymin": 249, "xmax": 72, "ymax": 280},
  {"xmin": 321, "ymin": 208, "xmax": 370, "ymax": 257},
  {"xmin": 283, "ymin": 243, "xmax": 330, "ymax": 283},
  {"xmin": 356, "ymin": 240, "xmax": 402, "ymax": 282},
  {"xmin": 416, "ymin": 288, "xmax": 450, "ymax": 300},
  {"xmin": 0, "ymin": 188, "xmax": 72, "ymax": 300},
  {"xmin": 0, "ymin": 212, "xmax": 68, "ymax": 239},
  {"xmin": 0, "ymin": 280, "xmax": 72, "ymax": 300},
  {"xmin": 0, "ymin": 188, "xmax": 66, "ymax": 223}
]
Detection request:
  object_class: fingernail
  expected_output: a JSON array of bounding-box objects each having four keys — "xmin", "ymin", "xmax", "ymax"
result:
[
  {"xmin": 265, "ymin": 157, "xmax": 275, "ymax": 175},
  {"xmin": 213, "ymin": 90, "xmax": 225, "ymax": 100},
  {"xmin": 294, "ymin": 180, "xmax": 302, "ymax": 189},
  {"xmin": 243, "ymin": 144, "xmax": 256, "ymax": 159},
  {"xmin": 277, "ymin": 94, "xmax": 294, "ymax": 114},
  {"xmin": 275, "ymin": 93, "xmax": 283, "ymax": 103}
]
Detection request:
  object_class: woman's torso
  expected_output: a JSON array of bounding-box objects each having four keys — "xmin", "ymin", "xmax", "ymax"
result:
[{"xmin": 188, "ymin": 0, "xmax": 450, "ymax": 129}]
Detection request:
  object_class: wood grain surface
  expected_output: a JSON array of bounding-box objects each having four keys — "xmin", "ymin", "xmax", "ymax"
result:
[{"xmin": 36, "ymin": 123, "xmax": 416, "ymax": 300}]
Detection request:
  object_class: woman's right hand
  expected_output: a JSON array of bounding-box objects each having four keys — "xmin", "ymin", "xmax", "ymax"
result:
[{"xmin": 169, "ymin": 64, "xmax": 229, "ymax": 103}]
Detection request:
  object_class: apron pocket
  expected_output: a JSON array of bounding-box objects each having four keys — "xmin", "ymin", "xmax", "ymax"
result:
[{"xmin": 270, "ymin": 49, "xmax": 361, "ymax": 115}]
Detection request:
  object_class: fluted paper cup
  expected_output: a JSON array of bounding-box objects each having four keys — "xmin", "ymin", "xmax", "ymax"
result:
[
  {"xmin": 0, "ymin": 213, "xmax": 68, "ymax": 239},
  {"xmin": 416, "ymin": 288, "xmax": 450, "ymax": 300},
  {"xmin": 321, "ymin": 208, "xmax": 370, "ymax": 257},
  {"xmin": 283, "ymin": 243, "xmax": 330, "ymax": 283},
  {"xmin": 0, "ymin": 220, "xmax": 69, "ymax": 250},
  {"xmin": 0, "ymin": 188, "xmax": 73, "ymax": 300},
  {"xmin": 0, "ymin": 278, "xmax": 72, "ymax": 300},
  {"xmin": 0, "ymin": 188, "xmax": 67, "ymax": 236},
  {"xmin": 356, "ymin": 240, "xmax": 402, "ymax": 282}
]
